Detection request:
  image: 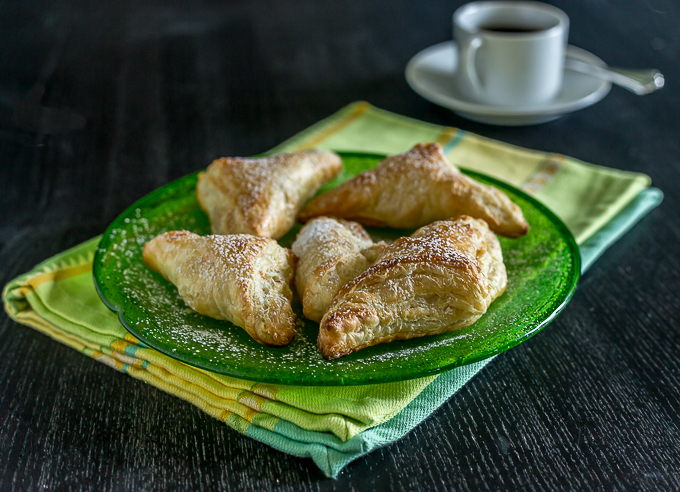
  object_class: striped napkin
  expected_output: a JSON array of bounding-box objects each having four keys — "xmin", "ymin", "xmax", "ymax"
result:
[{"xmin": 3, "ymin": 102, "xmax": 662, "ymax": 477}]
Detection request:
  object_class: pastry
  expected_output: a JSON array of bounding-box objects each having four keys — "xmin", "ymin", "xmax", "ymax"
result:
[
  {"xmin": 317, "ymin": 216, "xmax": 507, "ymax": 360},
  {"xmin": 197, "ymin": 150, "xmax": 342, "ymax": 239},
  {"xmin": 291, "ymin": 216, "xmax": 386, "ymax": 322},
  {"xmin": 298, "ymin": 143, "xmax": 528, "ymax": 238},
  {"xmin": 143, "ymin": 231, "xmax": 297, "ymax": 346}
]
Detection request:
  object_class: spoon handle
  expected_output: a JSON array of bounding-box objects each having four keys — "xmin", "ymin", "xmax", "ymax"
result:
[{"xmin": 565, "ymin": 58, "xmax": 665, "ymax": 95}]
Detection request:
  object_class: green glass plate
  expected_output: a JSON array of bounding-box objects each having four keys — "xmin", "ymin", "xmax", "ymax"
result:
[{"xmin": 93, "ymin": 152, "xmax": 580, "ymax": 386}]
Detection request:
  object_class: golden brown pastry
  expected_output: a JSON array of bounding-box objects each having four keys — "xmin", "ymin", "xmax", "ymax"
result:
[
  {"xmin": 143, "ymin": 231, "xmax": 296, "ymax": 346},
  {"xmin": 298, "ymin": 143, "xmax": 528, "ymax": 238},
  {"xmin": 197, "ymin": 150, "xmax": 342, "ymax": 239},
  {"xmin": 317, "ymin": 216, "xmax": 507, "ymax": 360},
  {"xmin": 291, "ymin": 217, "xmax": 386, "ymax": 322}
]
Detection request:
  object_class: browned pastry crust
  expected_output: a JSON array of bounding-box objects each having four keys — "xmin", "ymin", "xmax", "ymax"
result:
[
  {"xmin": 197, "ymin": 150, "xmax": 342, "ymax": 239},
  {"xmin": 291, "ymin": 216, "xmax": 386, "ymax": 322},
  {"xmin": 298, "ymin": 143, "xmax": 528, "ymax": 238},
  {"xmin": 143, "ymin": 231, "xmax": 297, "ymax": 346},
  {"xmin": 317, "ymin": 216, "xmax": 507, "ymax": 360}
]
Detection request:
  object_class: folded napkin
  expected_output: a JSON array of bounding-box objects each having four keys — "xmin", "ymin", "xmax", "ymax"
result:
[{"xmin": 3, "ymin": 102, "xmax": 662, "ymax": 477}]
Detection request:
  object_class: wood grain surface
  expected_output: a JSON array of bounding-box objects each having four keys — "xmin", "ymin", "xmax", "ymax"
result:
[{"xmin": 1, "ymin": 0, "xmax": 679, "ymax": 490}]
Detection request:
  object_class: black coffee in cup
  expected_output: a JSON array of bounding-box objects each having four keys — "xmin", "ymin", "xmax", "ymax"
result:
[{"xmin": 481, "ymin": 25, "xmax": 542, "ymax": 33}]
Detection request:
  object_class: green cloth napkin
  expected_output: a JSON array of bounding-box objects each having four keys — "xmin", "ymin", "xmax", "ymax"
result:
[{"xmin": 3, "ymin": 103, "xmax": 662, "ymax": 477}]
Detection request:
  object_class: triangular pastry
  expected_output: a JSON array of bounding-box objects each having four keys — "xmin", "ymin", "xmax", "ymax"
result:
[
  {"xmin": 317, "ymin": 216, "xmax": 507, "ymax": 360},
  {"xmin": 291, "ymin": 216, "xmax": 386, "ymax": 322},
  {"xmin": 143, "ymin": 231, "xmax": 297, "ymax": 346},
  {"xmin": 197, "ymin": 150, "xmax": 342, "ymax": 239},
  {"xmin": 298, "ymin": 143, "xmax": 528, "ymax": 238}
]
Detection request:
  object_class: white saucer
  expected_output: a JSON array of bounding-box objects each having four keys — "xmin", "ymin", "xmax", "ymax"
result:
[{"xmin": 405, "ymin": 41, "xmax": 611, "ymax": 126}]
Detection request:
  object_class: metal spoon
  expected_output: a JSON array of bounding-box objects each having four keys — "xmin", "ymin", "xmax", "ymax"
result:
[{"xmin": 564, "ymin": 58, "xmax": 665, "ymax": 95}]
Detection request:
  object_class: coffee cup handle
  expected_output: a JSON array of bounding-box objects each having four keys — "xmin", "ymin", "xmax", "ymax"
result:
[{"xmin": 461, "ymin": 36, "xmax": 484, "ymax": 94}]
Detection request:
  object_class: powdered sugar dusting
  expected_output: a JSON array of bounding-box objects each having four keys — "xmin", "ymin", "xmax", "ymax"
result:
[
  {"xmin": 377, "ymin": 216, "xmax": 485, "ymax": 269},
  {"xmin": 291, "ymin": 216, "xmax": 371, "ymax": 257},
  {"xmin": 375, "ymin": 142, "xmax": 459, "ymax": 181},
  {"xmin": 208, "ymin": 150, "xmax": 337, "ymax": 209}
]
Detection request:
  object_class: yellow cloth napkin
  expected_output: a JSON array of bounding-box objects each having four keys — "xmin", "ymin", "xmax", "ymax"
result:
[{"xmin": 3, "ymin": 102, "xmax": 660, "ymax": 477}]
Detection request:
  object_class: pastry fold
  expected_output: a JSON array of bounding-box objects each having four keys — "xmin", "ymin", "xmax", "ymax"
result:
[
  {"xmin": 291, "ymin": 217, "xmax": 386, "ymax": 322},
  {"xmin": 299, "ymin": 143, "xmax": 528, "ymax": 238},
  {"xmin": 197, "ymin": 150, "xmax": 342, "ymax": 239},
  {"xmin": 143, "ymin": 231, "xmax": 297, "ymax": 346},
  {"xmin": 317, "ymin": 216, "xmax": 507, "ymax": 360}
]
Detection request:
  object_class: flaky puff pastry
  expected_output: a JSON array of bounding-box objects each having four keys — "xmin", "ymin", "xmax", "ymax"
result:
[
  {"xmin": 143, "ymin": 231, "xmax": 297, "ymax": 346},
  {"xmin": 317, "ymin": 216, "xmax": 507, "ymax": 360},
  {"xmin": 291, "ymin": 217, "xmax": 386, "ymax": 322},
  {"xmin": 299, "ymin": 143, "xmax": 528, "ymax": 238},
  {"xmin": 197, "ymin": 150, "xmax": 342, "ymax": 239}
]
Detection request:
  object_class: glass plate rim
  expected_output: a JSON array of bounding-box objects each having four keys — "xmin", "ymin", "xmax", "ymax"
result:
[{"xmin": 93, "ymin": 151, "xmax": 581, "ymax": 386}]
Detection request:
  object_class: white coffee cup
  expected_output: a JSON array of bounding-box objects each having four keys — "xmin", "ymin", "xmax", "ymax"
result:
[{"xmin": 453, "ymin": 1, "xmax": 569, "ymax": 107}]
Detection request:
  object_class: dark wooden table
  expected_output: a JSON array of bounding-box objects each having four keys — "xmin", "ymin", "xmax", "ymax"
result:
[{"xmin": 2, "ymin": 1, "xmax": 679, "ymax": 490}]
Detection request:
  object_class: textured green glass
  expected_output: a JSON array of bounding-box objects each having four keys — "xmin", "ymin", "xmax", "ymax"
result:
[{"xmin": 94, "ymin": 152, "xmax": 580, "ymax": 386}]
